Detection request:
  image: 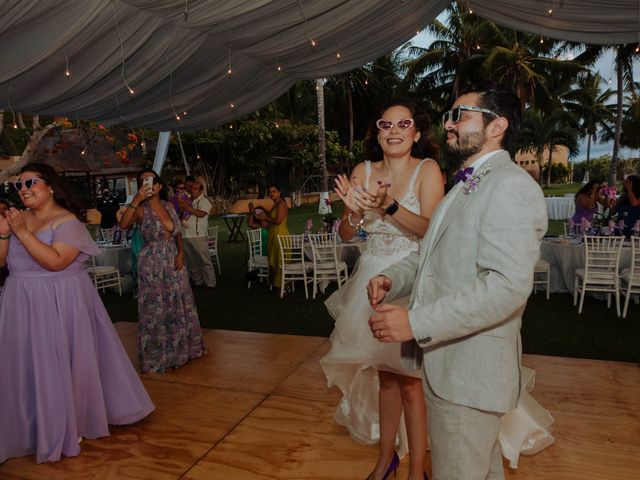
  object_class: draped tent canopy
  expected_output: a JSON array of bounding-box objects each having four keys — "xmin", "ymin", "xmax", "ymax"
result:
[{"xmin": 0, "ymin": 0, "xmax": 639, "ymax": 131}]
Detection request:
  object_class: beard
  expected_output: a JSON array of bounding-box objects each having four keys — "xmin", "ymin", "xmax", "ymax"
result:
[{"xmin": 444, "ymin": 130, "xmax": 486, "ymax": 166}]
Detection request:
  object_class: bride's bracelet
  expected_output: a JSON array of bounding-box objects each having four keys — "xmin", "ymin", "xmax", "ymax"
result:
[{"xmin": 347, "ymin": 212, "xmax": 365, "ymax": 231}]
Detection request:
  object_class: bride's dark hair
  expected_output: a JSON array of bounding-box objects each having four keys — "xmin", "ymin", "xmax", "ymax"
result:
[{"xmin": 364, "ymin": 97, "xmax": 440, "ymax": 162}]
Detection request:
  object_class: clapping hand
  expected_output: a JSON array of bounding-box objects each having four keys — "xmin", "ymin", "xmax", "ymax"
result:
[
  {"xmin": 5, "ymin": 208, "xmax": 28, "ymax": 237},
  {"xmin": 0, "ymin": 213, "xmax": 10, "ymax": 236},
  {"xmin": 356, "ymin": 179, "xmax": 390, "ymax": 211},
  {"xmin": 334, "ymin": 174, "xmax": 363, "ymax": 214}
]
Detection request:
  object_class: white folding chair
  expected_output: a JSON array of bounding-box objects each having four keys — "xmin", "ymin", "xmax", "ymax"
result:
[
  {"xmin": 533, "ymin": 259, "xmax": 551, "ymax": 300},
  {"xmin": 277, "ymin": 234, "xmax": 312, "ymax": 299},
  {"xmin": 247, "ymin": 228, "xmax": 269, "ymax": 289},
  {"xmin": 573, "ymin": 236, "xmax": 624, "ymax": 316},
  {"xmin": 100, "ymin": 228, "xmax": 114, "ymax": 242},
  {"xmin": 308, "ymin": 233, "xmax": 348, "ymax": 299},
  {"xmin": 206, "ymin": 225, "xmax": 221, "ymax": 275},
  {"xmin": 620, "ymin": 236, "xmax": 640, "ymax": 318},
  {"xmin": 85, "ymin": 255, "xmax": 122, "ymax": 296}
]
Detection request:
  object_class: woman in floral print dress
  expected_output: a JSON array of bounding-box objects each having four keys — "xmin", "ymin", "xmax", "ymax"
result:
[{"xmin": 120, "ymin": 169, "xmax": 204, "ymax": 373}]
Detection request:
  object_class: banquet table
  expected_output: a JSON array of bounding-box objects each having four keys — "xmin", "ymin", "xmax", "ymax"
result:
[
  {"xmin": 540, "ymin": 238, "xmax": 633, "ymax": 293},
  {"xmin": 545, "ymin": 196, "xmax": 575, "ymax": 220},
  {"xmin": 303, "ymin": 239, "xmax": 366, "ymax": 270},
  {"xmin": 96, "ymin": 244, "xmax": 132, "ymax": 274}
]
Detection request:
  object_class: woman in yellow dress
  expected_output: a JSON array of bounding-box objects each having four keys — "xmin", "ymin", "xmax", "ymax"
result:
[{"xmin": 254, "ymin": 184, "xmax": 289, "ymax": 288}]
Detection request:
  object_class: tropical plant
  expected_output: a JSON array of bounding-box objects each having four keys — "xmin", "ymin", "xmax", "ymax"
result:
[
  {"xmin": 519, "ymin": 109, "xmax": 579, "ymax": 186},
  {"xmin": 562, "ymin": 72, "xmax": 614, "ymax": 162}
]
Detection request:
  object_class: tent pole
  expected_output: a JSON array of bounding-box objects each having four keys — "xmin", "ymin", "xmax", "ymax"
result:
[
  {"xmin": 153, "ymin": 131, "xmax": 171, "ymax": 174},
  {"xmin": 176, "ymin": 131, "xmax": 190, "ymax": 176}
]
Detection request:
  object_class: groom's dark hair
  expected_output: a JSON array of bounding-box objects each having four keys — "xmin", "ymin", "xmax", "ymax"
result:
[{"xmin": 458, "ymin": 81, "xmax": 522, "ymax": 153}]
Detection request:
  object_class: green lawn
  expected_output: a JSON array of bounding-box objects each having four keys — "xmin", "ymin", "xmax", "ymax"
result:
[{"xmin": 102, "ymin": 202, "xmax": 639, "ymax": 364}]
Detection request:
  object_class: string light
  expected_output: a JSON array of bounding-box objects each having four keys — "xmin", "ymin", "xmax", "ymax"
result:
[
  {"xmin": 7, "ymin": 83, "xmax": 17, "ymax": 129},
  {"xmin": 229, "ymin": 102, "xmax": 235, "ymax": 108},
  {"xmin": 467, "ymin": 0, "xmax": 473, "ymax": 14},
  {"xmin": 335, "ymin": 39, "xmax": 341, "ymax": 60},
  {"xmin": 183, "ymin": 111, "xmax": 187, "ymax": 116},
  {"xmin": 547, "ymin": 0, "xmax": 554, "ymax": 16},
  {"xmin": 227, "ymin": 42, "xmax": 233, "ymax": 76},
  {"xmin": 277, "ymin": 64, "xmax": 282, "ymax": 72},
  {"xmin": 168, "ymin": 63, "xmax": 181, "ymax": 121},
  {"xmin": 64, "ymin": 50, "xmax": 70, "ymax": 77},
  {"xmin": 141, "ymin": 140, "xmax": 145, "ymax": 148},
  {"xmin": 364, "ymin": 79, "xmax": 368, "ymax": 86},
  {"xmin": 299, "ymin": 0, "xmax": 317, "ymax": 48},
  {"xmin": 275, "ymin": 121, "xmax": 279, "ymax": 128},
  {"xmin": 636, "ymin": 45, "xmax": 640, "ymax": 53},
  {"xmin": 540, "ymin": 34, "xmax": 544, "ymax": 44},
  {"xmin": 113, "ymin": 4, "xmax": 135, "ymax": 95}
]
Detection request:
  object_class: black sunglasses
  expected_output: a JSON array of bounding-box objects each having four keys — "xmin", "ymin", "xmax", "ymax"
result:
[
  {"xmin": 442, "ymin": 105, "xmax": 499, "ymax": 124},
  {"xmin": 13, "ymin": 177, "xmax": 46, "ymax": 191}
]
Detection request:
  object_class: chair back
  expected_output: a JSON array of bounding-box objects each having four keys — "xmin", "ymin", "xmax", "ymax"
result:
[
  {"xmin": 101, "ymin": 228, "xmax": 114, "ymax": 242},
  {"xmin": 207, "ymin": 225, "xmax": 218, "ymax": 239},
  {"xmin": 277, "ymin": 234, "xmax": 306, "ymax": 269},
  {"xmin": 630, "ymin": 236, "xmax": 640, "ymax": 280},
  {"xmin": 247, "ymin": 229, "xmax": 263, "ymax": 261},
  {"xmin": 307, "ymin": 233, "xmax": 338, "ymax": 267},
  {"xmin": 582, "ymin": 235, "xmax": 624, "ymax": 282}
]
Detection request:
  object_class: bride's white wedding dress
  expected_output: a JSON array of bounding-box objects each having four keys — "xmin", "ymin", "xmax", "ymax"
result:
[{"xmin": 320, "ymin": 160, "xmax": 554, "ymax": 467}]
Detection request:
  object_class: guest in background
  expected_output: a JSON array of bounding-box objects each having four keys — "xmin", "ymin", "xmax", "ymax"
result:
[
  {"xmin": 571, "ymin": 179, "xmax": 609, "ymax": 224},
  {"xmin": 254, "ymin": 184, "xmax": 289, "ymax": 289},
  {"xmin": 0, "ymin": 163, "xmax": 154, "ymax": 463},
  {"xmin": 181, "ymin": 181, "xmax": 216, "ymax": 289},
  {"xmin": 247, "ymin": 202, "xmax": 269, "ymax": 255},
  {"xmin": 613, "ymin": 175, "xmax": 640, "ymax": 235},
  {"xmin": 96, "ymin": 187, "xmax": 119, "ymax": 229},
  {"xmin": 119, "ymin": 169, "xmax": 204, "ymax": 373},
  {"xmin": 170, "ymin": 179, "xmax": 191, "ymax": 222},
  {"xmin": 615, "ymin": 175, "xmax": 640, "ymax": 207},
  {"xmin": 0, "ymin": 199, "xmax": 9, "ymax": 288}
]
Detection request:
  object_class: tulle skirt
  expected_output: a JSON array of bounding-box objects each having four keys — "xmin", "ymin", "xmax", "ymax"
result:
[{"xmin": 320, "ymin": 252, "xmax": 555, "ymax": 466}]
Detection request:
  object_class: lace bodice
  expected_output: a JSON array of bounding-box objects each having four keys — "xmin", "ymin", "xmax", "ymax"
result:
[{"xmin": 362, "ymin": 160, "xmax": 425, "ymax": 258}]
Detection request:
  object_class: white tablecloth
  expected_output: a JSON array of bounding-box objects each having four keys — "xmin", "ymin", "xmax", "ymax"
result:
[
  {"xmin": 540, "ymin": 239, "xmax": 632, "ymax": 293},
  {"xmin": 545, "ymin": 197, "xmax": 575, "ymax": 220},
  {"xmin": 303, "ymin": 240, "xmax": 366, "ymax": 269},
  {"xmin": 96, "ymin": 245, "xmax": 132, "ymax": 274}
]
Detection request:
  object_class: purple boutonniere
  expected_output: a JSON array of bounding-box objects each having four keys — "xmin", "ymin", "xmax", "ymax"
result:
[{"xmin": 462, "ymin": 166, "xmax": 492, "ymax": 195}]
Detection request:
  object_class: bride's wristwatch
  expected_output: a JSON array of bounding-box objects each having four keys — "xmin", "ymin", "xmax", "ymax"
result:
[{"xmin": 383, "ymin": 198, "xmax": 399, "ymax": 216}]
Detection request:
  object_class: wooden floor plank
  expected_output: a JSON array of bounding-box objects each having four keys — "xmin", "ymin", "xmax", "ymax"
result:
[{"xmin": 1, "ymin": 325, "xmax": 638, "ymax": 480}]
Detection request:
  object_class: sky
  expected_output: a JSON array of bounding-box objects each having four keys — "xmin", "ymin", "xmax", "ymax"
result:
[{"xmin": 408, "ymin": 19, "xmax": 639, "ymax": 162}]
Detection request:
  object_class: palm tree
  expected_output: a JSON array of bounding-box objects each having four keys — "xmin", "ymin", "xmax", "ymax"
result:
[
  {"xmin": 519, "ymin": 109, "xmax": 579, "ymax": 186},
  {"xmin": 562, "ymin": 73, "xmax": 614, "ymax": 162},
  {"xmin": 610, "ymin": 44, "xmax": 639, "ymax": 183}
]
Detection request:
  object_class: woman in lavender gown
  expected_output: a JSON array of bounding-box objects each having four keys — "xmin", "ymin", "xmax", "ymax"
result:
[
  {"xmin": 0, "ymin": 163, "xmax": 154, "ymax": 464},
  {"xmin": 119, "ymin": 169, "xmax": 204, "ymax": 373}
]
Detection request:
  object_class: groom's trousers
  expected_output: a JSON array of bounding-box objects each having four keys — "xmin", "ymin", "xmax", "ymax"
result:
[{"xmin": 424, "ymin": 378, "xmax": 504, "ymax": 480}]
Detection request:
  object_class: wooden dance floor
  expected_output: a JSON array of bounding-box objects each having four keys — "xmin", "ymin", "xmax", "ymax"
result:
[{"xmin": 1, "ymin": 323, "xmax": 638, "ymax": 479}]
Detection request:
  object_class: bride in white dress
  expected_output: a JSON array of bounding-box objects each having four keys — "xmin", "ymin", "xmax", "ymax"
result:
[
  {"xmin": 321, "ymin": 99, "xmax": 555, "ymax": 479},
  {"xmin": 321, "ymin": 98, "xmax": 444, "ymax": 480}
]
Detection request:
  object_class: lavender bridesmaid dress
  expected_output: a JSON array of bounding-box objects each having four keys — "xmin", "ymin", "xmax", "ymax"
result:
[{"xmin": 0, "ymin": 219, "xmax": 155, "ymax": 464}]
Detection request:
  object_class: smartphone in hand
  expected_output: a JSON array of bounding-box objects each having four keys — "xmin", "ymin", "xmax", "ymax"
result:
[{"xmin": 143, "ymin": 176, "xmax": 153, "ymax": 196}]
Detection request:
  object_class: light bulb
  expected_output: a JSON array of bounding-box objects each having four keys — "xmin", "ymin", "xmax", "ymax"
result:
[
  {"xmin": 540, "ymin": 36, "xmax": 544, "ymax": 44},
  {"xmin": 336, "ymin": 52, "xmax": 341, "ymax": 59},
  {"xmin": 229, "ymin": 124, "xmax": 233, "ymax": 129},
  {"xmin": 183, "ymin": 111, "xmax": 187, "ymax": 116},
  {"xmin": 128, "ymin": 87, "xmax": 135, "ymax": 95},
  {"xmin": 13, "ymin": 123, "xmax": 17, "ymax": 129},
  {"xmin": 636, "ymin": 45, "xmax": 640, "ymax": 53},
  {"xmin": 476, "ymin": 43, "xmax": 480, "ymax": 50},
  {"xmin": 230, "ymin": 103, "xmax": 235, "ymax": 108},
  {"xmin": 227, "ymin": 67, "xmax": 232, "ymax": 75},
  {"xmin": 176, "ymin": 114, "xmax": 181, "ymax": 120},
  {"xmin": 310, "ymin": 39, "xmax": 316, "ymax": 47},
  {"xmin": 196, "ymin": 154, "xmax": 200, "ymax": 159},
  {"xmin": 65, "ymin": 69, "xmax": 70, "ymax": 77},
  {"xmin": 364, "ymin": 79, "xmax": 368, "ymax": 85},
  {"xmin": 141, "ymin": 141, "xmax": 145, "ymax": 147},
  {"xmin": 275, "ymin": 121, "xmax": 279, "ymax": 128},
  {"xmin": 548, "ymin": 8, "xmax": 553, "ymax": 15},
  {"xmin": 81, "ymin": 149, "xmax": 85, "ymax": 155},
  {"xmin": 469, "ymin": 8, "xmax": 473, "ymax": 14},
  {"xmin": 277, "ymin": 65, "xmax": 282, "ymax": 72}
]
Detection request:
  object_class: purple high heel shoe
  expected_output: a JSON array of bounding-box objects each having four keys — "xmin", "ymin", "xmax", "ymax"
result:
[{"xmin": 366, "ymin": 451, "xmax": 400, "ymax": 480}]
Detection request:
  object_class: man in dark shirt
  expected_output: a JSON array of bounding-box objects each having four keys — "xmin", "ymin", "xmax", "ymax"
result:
[{"xmin": 96, "ymin": 188, "xmax": 119, "ymax": 229}]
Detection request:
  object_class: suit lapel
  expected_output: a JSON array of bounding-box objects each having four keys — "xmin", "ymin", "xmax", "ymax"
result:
[{"xmin": 425, "ymin": 151, "xmax": 512, "ymax": 263}]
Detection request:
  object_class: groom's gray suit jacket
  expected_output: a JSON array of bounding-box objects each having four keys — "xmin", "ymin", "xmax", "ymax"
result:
[{"xmin": 381, "ymin": 151, "xmax": 547, "ymax": 414}]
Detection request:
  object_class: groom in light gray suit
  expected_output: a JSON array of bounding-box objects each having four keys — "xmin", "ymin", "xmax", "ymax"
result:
[{"xmin": 367, "ymin": 83, "xmax": 547, "ymax": 480}]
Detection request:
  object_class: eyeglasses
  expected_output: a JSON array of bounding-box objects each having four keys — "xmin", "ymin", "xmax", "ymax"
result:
[
  {"xmin": 13, "ymin": 177, "xmax": 46, "ymax": 191},
  {"xmin": 442, "ymin": 105, "xmax": 499, "ymax": 124},
  {"xmin": 376, "ymin": 118, "xmax": 414, "ymax": 131}
]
